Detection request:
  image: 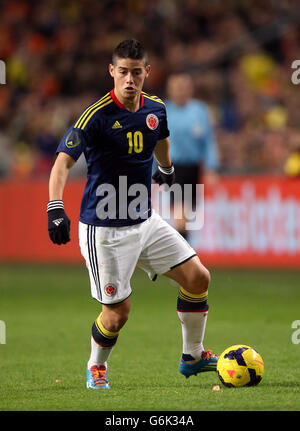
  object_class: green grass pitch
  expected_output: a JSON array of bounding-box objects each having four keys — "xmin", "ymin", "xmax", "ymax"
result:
[{"xmin": 0, "ymin": 263, "xmax": 299, "ymax": 411}]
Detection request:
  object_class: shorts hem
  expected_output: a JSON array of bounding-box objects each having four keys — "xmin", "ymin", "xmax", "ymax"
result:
[
  {"xmin": 152, "ymin": 253, "xmax": 197, "ymax": 278},
  {"xmin": 92, "ymin": 291, "xmax": 132, "ymax": 305},
  {"xmin": 169, "ymin": 253, "xmax": 197, "ymax": 270}
]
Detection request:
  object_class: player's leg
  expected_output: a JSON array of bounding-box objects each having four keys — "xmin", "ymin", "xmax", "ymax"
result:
[
  {"xmin": 79, "ymin": 221, "xmax": 140, "ymax": 389},
  {"xmin": 137, "ymin": 213, "xmax": 217, "ymax": 377},
  {"xmin": 164, "ymin": 255, "xmax": 217, "ymax": 376},
  {"xmin": 88, "ymin": 298, "xmax": 131, "ymax": 369},
  {"xmin": 86, "ymin": 298, "xmax": 131, "ymax": 389}
]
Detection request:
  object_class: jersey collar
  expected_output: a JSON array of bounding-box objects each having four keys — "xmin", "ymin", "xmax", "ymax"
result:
[{"xmin": 110, "ymin": 89, "xmax": 144, "ymax": 111}]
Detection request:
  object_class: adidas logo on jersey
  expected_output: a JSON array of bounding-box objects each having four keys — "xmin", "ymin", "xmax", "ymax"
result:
[
  {"xmin": 53, "ymin": 218, "xmax": 64, "ymax": 226},
  {"xmin": 112, "ymin": 121, "xmax": 122, "ymax": 129}
]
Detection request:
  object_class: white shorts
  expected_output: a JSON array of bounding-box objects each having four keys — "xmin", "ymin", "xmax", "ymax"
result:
[{"xmin": 78, "ymin": 211, "xmax": 196, "ymax": 304}]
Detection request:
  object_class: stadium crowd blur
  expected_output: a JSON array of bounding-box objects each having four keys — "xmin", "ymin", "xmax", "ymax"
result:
[{"xmin": 1, "ymin": 0, "xmax": 300, "ymax": 179}]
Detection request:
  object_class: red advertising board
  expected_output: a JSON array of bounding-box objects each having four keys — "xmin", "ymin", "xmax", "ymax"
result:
[
  {"xmin": 192, "ymin": 176, "xmax": 300, "ymax": 268},
  {"xmin": 0, "ymin": 177, "xmax": 299, "ymax": 267}
]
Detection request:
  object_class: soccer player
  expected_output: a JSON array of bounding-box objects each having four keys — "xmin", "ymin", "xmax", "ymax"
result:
[{"xmin": 47, "ymin": 39, "xmax": 218, "ymax": 389}]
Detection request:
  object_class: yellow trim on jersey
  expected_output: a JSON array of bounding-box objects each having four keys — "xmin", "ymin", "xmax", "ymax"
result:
[
  {"xmin": 95, "ymin": 314, "xmax": 120, "ymax": 338},
  {"xmin": 74, "ymin": 93, "xmax": 110, "ymax": 129},
  {"xmin": 80, "ymin": 99, "xmax": 113, "ymax": 130},
  {"xmin": 142, "ymin": 92, "xmax": 165, "ymax": 106},
  {"xmin": 179, "ymin": 286, "xmax": 208, "ymax": 302}
]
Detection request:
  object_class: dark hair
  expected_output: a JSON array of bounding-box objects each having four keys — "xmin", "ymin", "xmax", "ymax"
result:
[{"xmin": 112, "ymin": 39, "xmax": 148, "ymax": 66}]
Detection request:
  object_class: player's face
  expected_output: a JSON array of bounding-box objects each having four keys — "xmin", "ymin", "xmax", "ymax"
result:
[{"xmin": 109, "ymin": 57, "xmax": 151, "ymax": 102}]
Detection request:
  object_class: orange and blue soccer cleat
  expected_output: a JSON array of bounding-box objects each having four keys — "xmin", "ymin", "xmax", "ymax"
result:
[
  {"xmin": 86, "ymin": 365, "xmax": 110, "ymax": 389},
  {"xmin": 179, "ymin": 350, "xmax": 218, "ymax": 378}
]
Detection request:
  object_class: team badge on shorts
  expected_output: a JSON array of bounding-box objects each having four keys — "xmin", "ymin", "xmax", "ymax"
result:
[
  {"xmin": 104, "ymin": 283, "xmax": 117, "ymax": 297},
  {"xmin": 146, "ymin": 114, "xmax": 159, "ymax": 130}
]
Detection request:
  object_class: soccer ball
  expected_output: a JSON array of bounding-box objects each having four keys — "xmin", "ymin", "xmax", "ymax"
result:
[{"xmin": 217, "ymin": 344, "xmax": 264, "ymax": 388}]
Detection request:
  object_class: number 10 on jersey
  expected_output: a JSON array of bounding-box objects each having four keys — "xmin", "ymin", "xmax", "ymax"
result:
[{"xmin": 127, "ymin": 131, "xmax": 143, "ymax": 154}]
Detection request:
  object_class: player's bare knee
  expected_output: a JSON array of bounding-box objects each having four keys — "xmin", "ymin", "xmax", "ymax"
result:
[
  {"xmin": 102, "ymin": 312, "xmax": 128, "ymax": 333},
  {"xmin": 116, "ymin": 311, "xmax": 129, "ymax": 330},
  {"xmin": 184, "ymin": 266, "xmax": 210, "ymax": 294},
  {"xmin": 102, "ymin": 300, "xmax": 130, "ymax": 332},
  {"xmin": 199, "ymin": 267, "xmax": 210, "ymax": 292}
]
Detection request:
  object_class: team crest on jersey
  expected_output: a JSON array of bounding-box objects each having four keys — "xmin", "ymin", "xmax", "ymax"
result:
[
  {"xmin": 104, "ymin": 283, "xmax": 117, "ymax": 297},
  {"xmin": 65, "ymin": 130, "xmax": 81, "ymax": 148},
  {"xmin": 146, "ymin": 114, "xmax": 159, "ymax": 130}
]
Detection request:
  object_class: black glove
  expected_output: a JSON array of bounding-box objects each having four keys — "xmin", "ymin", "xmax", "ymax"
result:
[
  {"xmin": 47, "ymin": 200, "xmax": 71, "ymax": 245},
  {"xmin": 152, "ymin": 164, "xmax": 175, "ymax": 187}
]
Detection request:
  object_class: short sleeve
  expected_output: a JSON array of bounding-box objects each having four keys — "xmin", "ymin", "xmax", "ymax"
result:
[
  {"xmin": 56, "ymin": 115, "xmax": 99, "ymax": 162},
  {"xmin": 56, "ymin": 127, "xmax": 86, "ymax": 162}
]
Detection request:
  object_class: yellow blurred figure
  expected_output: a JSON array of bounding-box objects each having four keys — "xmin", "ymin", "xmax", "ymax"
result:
[
  {"xmin": 239, "ymin": 52, "xmax": 275, "ymax": 90},
  {"xmin": 284, "ymin": 150, "xmax": 300, "ymax": 176}
]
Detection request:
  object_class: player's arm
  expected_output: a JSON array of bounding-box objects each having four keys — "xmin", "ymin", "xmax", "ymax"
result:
[
  {"xmin": 47, "ymin": 152, "xmax": 75, "ymax": 245},
  {"xmin": 153, "ymin": 137, "xmax": 172, "ymax": 167},
  {"xmin": 49, "ymin": 152, "xmax": 75, "ymax": 200},
  {"xmin": 152, "ymin": 137, "xmax": 175, "ymax": 186}
]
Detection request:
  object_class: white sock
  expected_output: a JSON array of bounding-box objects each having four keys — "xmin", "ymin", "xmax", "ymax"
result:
[
  {"xmin": 177, "ymin": 310, "xmax": 208, "ymax": 360},
  {"xmin": 87, "ymin": 336, "xmax": 114, "ymax": 369}
]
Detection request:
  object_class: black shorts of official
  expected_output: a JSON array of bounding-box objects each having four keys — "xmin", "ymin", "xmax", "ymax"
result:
[{"xmin": 171, "ymin": 163, "xmax": 203, "ymax": 211}]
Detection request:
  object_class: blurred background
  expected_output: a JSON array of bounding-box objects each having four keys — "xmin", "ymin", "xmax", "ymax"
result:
[{"xmin": 0, "ymin": 0, "xmax": 300, "ymax": 266}]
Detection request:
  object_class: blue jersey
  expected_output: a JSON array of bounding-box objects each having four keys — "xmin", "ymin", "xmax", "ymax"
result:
[
  {"xmin": 56, "ymin": 90, "xmax": 169, "ymax": 227},
  {"xmin": 165, "ymin": 99, "xmax": 218, "ymax": 170}
]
